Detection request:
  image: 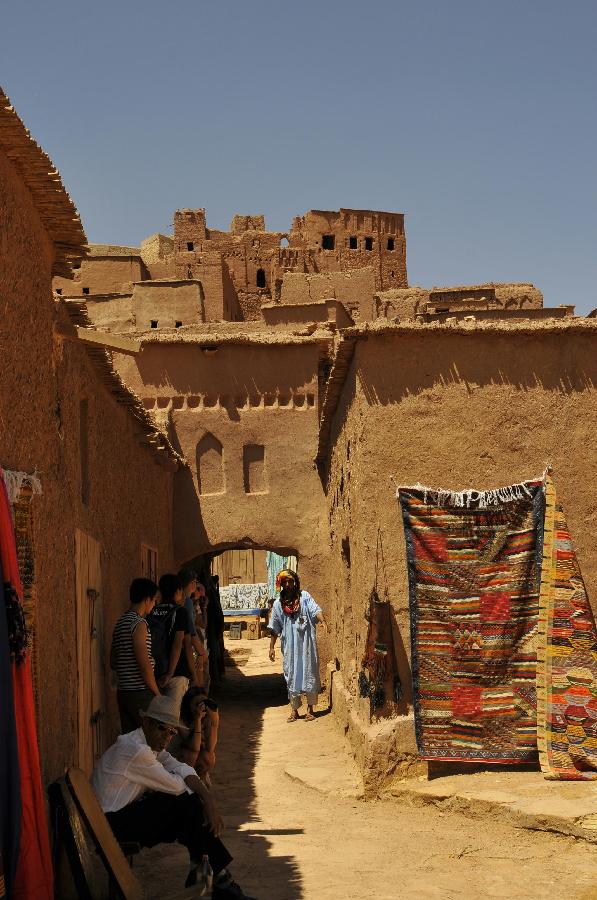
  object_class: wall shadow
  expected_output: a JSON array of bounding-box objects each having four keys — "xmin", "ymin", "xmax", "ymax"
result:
[
  {"xmin": 356, "ymin": 331, "xmax": 597, "ymax": 408},
  {"xmin": 209, "ymin": 659, "xmax": 305, "ymax": 899},
  {"xmin": 133, "ymin": 658, "xmax": 304, "ymax": 899}
]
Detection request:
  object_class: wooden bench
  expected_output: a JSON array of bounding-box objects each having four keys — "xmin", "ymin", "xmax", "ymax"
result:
[
  {"xmin": 49, "ymin": 766, "xmax": 143, "ymax": 900},
  {"xmin": 51, "ymin": 767, "xmax": 206, "ymax": 899}
]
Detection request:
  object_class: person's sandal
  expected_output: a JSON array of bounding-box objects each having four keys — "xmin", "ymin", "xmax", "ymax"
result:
[
  {"xmin": 287, "ymin": 711, "xmax": 299, "ymax": 722},
  {"xmin": 304, "ymin": 712, "xmax": 315, "ymax": 721}
]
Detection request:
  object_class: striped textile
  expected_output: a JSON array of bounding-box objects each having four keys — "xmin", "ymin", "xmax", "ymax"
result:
[
  {"xmin": 537, "ymin": 474, "xmax": 597, "ymax": 779},
  {"xmin": 111, "ymin": 611, "xmax": 153, "ymax": 692},
  {"xmin": 399, "ymin": 474, "xmax": 597, "ymax": 777},
  {"xmin": 400, "ymin": 480, "xmax": 544, "ymax": 763}
]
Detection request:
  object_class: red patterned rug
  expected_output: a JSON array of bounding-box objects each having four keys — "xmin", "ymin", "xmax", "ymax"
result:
[{"xmin": 399, "ymin": 473, "xmax": 597, "ymax": 778}]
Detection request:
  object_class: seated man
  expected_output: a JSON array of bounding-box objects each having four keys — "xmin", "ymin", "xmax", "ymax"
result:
[{"xmin": 92, "ymin": 696, "xmax": 254, "ymax": 899}]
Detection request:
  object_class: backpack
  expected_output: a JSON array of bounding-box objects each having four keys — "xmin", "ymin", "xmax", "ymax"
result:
[{"xmin": 147, "ymin": 603, "xmax": 177, "ymax": 677}]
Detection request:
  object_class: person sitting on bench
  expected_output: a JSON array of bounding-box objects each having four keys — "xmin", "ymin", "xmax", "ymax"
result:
[{"xmin": 91, "ymin": 695, "xmax": 255, "ymax": 899}]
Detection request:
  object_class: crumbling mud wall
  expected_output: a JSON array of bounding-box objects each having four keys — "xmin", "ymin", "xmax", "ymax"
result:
[
  {"xmin": 322, "ymin": 323, "xmax": 597, "ymax": 789},
  {"xmin": 0, "ymin": 143, "xmax": 175, "ymax": 783}
]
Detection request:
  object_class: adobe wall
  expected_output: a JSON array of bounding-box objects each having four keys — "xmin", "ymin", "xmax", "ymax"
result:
[
  {"xmin": 54, "ymin": 254, "xmax": 147, "ymax": 296},
  {"xmin": 374, "ymin": 282, "xmax": 544, "ymax": 321},
  {"xmin": 132, "ymin": 280, "xmax": 205, "ymax": 329},
  {"xmin": 84, "ymin": 294, "xmax": 136, "ymax": 332},
  {"xmin": 323, "ymin": 324, "xmax": 597, "ymax": 789},
  {"xmin": 280, "ymin": 268, "xmax": 376, "ymax": 321},
  {"xmin": 115, "ymin": 340, "xmax": 331, "ymax": 625},
  {"xmin": 289, "ymin": 209, "xmax": 407, "ymax": 291},
  {"xmin": 0, "ymin": 145, "xmax": 175, "ymax": 784}
]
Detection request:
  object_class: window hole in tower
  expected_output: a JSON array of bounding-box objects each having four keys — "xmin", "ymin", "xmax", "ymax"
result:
[{"xmin": 256, "ymin": 269, "xmax": 266, "ymax": 288}]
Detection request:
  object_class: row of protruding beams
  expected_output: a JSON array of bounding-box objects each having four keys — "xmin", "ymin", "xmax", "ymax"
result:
[{"xmin": 0, "ymin": 87, "xmax": 87, "ymax": 277}]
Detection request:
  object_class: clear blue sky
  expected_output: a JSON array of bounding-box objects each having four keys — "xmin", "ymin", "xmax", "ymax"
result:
[{"xmin": 2, "ymin": 1, "xmax": 596, "ymax": 312}]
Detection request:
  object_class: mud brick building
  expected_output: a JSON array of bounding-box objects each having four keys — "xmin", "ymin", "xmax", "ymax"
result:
[{"xmin": 4, "ymin": 81, "xmax": 596, "ymax": 797}]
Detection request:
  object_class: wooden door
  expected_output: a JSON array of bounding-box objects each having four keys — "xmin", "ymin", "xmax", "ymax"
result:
[{"xmin": 75, "ymin": 529, "xmax": 105, "ymax": 776}]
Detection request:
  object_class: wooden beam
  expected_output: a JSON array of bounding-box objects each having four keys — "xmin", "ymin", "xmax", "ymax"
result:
[{"xmin": 75, "ymin": 328, "xmax": 140, "ymax": 355}]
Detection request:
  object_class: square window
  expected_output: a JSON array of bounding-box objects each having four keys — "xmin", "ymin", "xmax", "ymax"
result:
[
  {"xmin": 187, "ymin": 242, "xmax": 194, "ymax": 251},
  {"xmin": 364, "ymin": 237, "xmax": 373, "ymax": 251},
  {"xmin": 82, "ymin": 287, "xmax": 90, "ymax": 295},
  {"xmin": 322, "ymin": 234, "xmax": 335, "ymax": 250},
  {"xmin": 175, "ymin": 321, "xmax": 183, "ymax": 328},
  {"xmin": 150, "ymin": 320, "xmax": 158, "ymax": 329},
  {"xmin": 349, "ymin": 236, "xmax": 358, "ymax": 249},
  {"xmin": 55, "ymin": 288, "xmax": 62, "ymax": 295},
  {"xmin": 387, "ymin": 237, "xmax": 395, "ymax": 251}
]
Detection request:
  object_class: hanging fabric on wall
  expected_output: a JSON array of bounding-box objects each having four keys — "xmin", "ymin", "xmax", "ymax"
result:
[
  {"xmin": 398, "ymin": 470, "xmax": 597, "ymax": 779},
  {"xmin": 1, "ymin": 472, "xmax": 41, "ymax": 521},
  {"xmin": 0, "ymin": 570, "xmax": 21, "ymax": 900},
  {"xmin": 359, "ymin": 589, "xmax": 402, "ymax": 710},
  {"xmin": 0, "ymin": 470, "xmax": 53, "ymax": 898}
]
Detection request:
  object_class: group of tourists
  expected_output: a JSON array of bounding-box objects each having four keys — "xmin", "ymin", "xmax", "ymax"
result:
[
  {"xmin": 90, "ymin": 566, "xmax": 326, "ymax": 898},
  {"xmin": 92, "ymin": 568, "xmax": 251, "ymax": 899}
]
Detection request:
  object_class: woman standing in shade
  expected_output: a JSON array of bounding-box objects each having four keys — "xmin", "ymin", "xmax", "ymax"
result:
[{"xmin": 268, "ymin": 570, "xmax": 327, "ymax": 722}]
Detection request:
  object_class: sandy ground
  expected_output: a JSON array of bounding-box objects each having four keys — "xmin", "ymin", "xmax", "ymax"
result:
[{"xmin": 136, "ymin": 639, "xmax": 597, "ymax": 900}]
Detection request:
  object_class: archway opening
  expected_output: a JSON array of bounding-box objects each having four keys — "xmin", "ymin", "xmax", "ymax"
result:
[{"xmin": 179, "ymin": 542, "xmax": 300, "ymax": 682}]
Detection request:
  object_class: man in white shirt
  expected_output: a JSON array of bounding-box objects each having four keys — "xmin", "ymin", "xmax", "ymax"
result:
[{"xmin": 92, "ymin": 696, "xmax": 255, "ymax": 899}]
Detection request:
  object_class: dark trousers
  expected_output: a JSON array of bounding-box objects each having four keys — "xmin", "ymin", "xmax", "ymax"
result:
[
  {"xmin": 107, "ymin": 791, "xmax": 232, "ymax": 875},
  {"xmin": 117, "ymin": 689, "xmax": 154, "ymax": 733}
]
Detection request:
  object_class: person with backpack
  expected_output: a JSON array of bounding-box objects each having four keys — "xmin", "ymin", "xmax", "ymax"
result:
[
  {"xmin": 110, "ymin": 578, "xmax": 160, "ymax": 732},
  {"xmin": 148, "ymin": 573, "xmax": 198, "ymax": 714}
]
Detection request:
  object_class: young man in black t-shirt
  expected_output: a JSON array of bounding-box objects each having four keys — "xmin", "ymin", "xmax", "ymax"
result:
[{"xmin": 151, "ymin": 573, "xmax": 198, "ymax": 714}]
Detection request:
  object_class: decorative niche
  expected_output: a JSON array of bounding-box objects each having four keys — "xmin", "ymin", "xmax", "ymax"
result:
[
  {"xmin": 243, "ymin": 444, "xmax": 267, "ymax": 494},
  {"xmin": 197, "ymin": 432, "xmax": 224, "ymax": 495}
]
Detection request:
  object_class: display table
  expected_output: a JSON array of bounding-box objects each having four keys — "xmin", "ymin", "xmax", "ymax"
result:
[{"xmin": 223, "ymin": 608, "xmax": 263, "ymax": 640}]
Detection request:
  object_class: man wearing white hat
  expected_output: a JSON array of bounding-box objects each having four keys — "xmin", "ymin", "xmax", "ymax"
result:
[{"xmin": 92, "ymin": 695, "xmax": 255, "ymax": 898}]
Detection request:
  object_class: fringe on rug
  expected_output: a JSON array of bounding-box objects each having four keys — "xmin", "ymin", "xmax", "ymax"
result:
[
  {"xmin": 393, "ymin": 467, "xmax": 551, "ymax": 509},
  {"xmin": 1, "ymin": 469, "xmax": 42, "ymax": 508}
]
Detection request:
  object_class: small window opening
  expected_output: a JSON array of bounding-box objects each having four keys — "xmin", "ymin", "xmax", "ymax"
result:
[
  {"xmin": 175, "ymin": 320, "xmax": 183, "ymax": 328},
  {"xmin": 390, "ymin": 270, "xmax": 395, "ymax": 278},
  {"xmin": 82, "ymin": 287, "xmax": 90, "ymax": 295},
  {"xmin": 322, "ymin": 234, "xmax": 335, "ymax": 250},
  {"xmin": 365, "ymin": 237, "xmax": 373, "ymax": 251},
  {"xmin": 55, "ymin": 288, "xmax": 62, "ymax": 295},
  {"xmin": 72, "ymin": 262, "xmax": 81, "ymax": 270},
  {"xmin": 256, "ymin": 269, "xmax": 266, "ymax": 288},
  {"xmin": 387, "ymin": 237, "xmax": 395, "ymax": 251},
  {"xmin": 150, "ymin": 320, "xmax": 158, "ymax": 329},
  {"xmin": 187, "ymin": 241, "xmax": 194, "ymax": 251},
  {"xmin": 349, "ymin": 236, "xmax": 358, "ymax": 249}
]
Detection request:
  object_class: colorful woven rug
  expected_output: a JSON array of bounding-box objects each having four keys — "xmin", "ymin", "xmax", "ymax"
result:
[{"xmin": 399, "ymin": 473, "xmax": 597, "ymax": 778}]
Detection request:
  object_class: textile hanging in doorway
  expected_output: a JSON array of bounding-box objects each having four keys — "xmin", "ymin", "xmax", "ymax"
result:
[
  {"xmin": 266, "ymin": 552, "xmax": 298, "ymax": 600},
  {"xmin": 398, "ymin": 471, "xmax": 597, "ymax": 779},
  {"xmin": 359, "ymin": 589, "xmax": 402, "ymax": 710}
]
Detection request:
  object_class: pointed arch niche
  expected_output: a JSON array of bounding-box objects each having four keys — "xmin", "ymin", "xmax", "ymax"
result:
[{"xmin": 197, "ymin": 432, "xmax": 225, "ymax": 495}]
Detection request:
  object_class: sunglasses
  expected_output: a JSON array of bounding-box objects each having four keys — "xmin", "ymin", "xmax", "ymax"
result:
[{"xmin": 155, "ymin": 722, "xmax": 177, "ymax": 736}]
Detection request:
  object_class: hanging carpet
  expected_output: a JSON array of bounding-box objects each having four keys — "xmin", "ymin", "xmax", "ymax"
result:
[{"xmin": 398, "ymin": 472, "xmax": 597, "ymax": 779}]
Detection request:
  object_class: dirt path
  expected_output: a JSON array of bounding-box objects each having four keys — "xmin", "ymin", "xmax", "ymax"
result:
[{"xmin": 137, "ymin": 639, "xmax": 597, "ymax": 899}]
